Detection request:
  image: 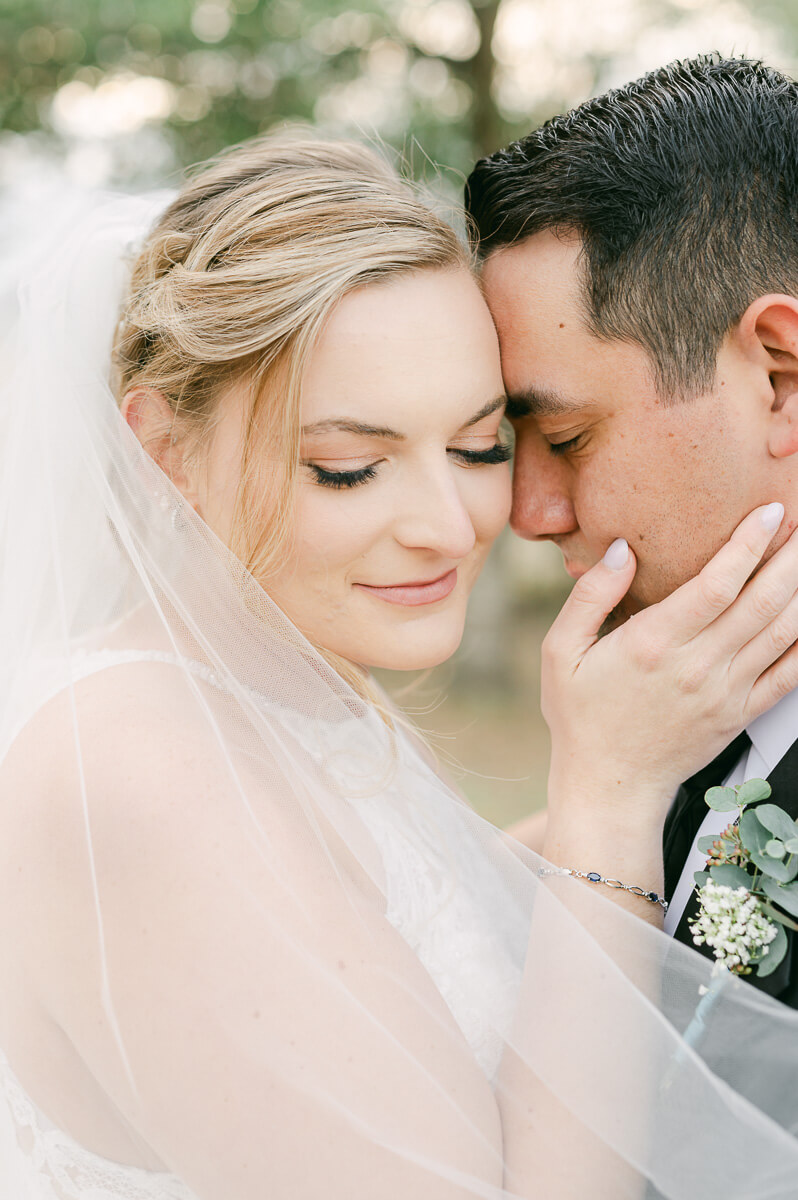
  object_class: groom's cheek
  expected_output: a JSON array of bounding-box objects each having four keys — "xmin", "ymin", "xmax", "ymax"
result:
[
  {"xmin": 626, "ymin": 529, "xmax": 724, "ymax": 611},
  {"xmin": 598, "ymin": 547, "xmax": 693, "ymax": 633}
]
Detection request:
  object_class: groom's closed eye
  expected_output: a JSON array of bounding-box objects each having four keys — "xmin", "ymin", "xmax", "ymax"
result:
[{"xmin": 547, "ymin": 433, "xmax": 586, "ymax": 456}]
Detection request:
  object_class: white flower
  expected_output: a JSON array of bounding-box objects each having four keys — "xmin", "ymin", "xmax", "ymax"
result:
[{"xmin": 689, "ymin": 881, "xmax": 778, "ymax": 973}]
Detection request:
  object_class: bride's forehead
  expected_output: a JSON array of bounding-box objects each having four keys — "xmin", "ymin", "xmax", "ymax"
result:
[
  {"xmin": 314, "ymin": 269, "xmax": 494, "ymax": 350},
  {"xmin": 299, "ymin": 274, "xmax": 502, "ymax": 424}
]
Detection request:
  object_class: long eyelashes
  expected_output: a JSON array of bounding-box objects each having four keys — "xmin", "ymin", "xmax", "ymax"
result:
[
  {"xmin": 305, "ymin": 463, "xmax": 379, "ymax": 489},
  {"xmin": 305, "ymin": 442, "xmax": 512, "ymax": 491},
  {"xmin": 451, "ymin": 443, "xmax": 513, "ymax": 466}
]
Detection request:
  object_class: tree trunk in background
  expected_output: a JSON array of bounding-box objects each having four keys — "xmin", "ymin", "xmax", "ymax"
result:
[{"xmin": 470, "ymin": 0, "xmax": 503, "ymax": 158}]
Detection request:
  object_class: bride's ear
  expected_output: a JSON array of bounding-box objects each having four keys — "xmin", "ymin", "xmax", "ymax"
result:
[
  {"xmin": 738, "ymin": 296, "xmax": 798, "ymax": 460},
  {"xmin": 121, "ymin": 387, "xmax": 202, "ymax": 511}
]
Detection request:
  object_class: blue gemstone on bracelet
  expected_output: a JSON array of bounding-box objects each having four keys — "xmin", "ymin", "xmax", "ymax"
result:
[
  {"xmin": 647, "ymin": 892, "xmax": 658, "ymax": 902},
  {"xmin": 586, "ymin": 872, "xmax": 602, "ymax": 883}
]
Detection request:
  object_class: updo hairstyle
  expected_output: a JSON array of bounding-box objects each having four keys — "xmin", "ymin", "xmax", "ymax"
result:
[{"xmin": 112, "ymin": 134, "xmax": 469, "ymax": 582}]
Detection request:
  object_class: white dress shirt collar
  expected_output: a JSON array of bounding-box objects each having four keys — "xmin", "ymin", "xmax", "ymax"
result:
[{"xmin": 745, "ymin": 685, "xmax": 798, "ymax": 775}]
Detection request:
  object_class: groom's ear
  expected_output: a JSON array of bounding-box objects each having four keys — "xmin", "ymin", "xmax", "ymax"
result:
[{"xmin": 737, "ymin": 295, "xmax": 798, "ymax": 460}]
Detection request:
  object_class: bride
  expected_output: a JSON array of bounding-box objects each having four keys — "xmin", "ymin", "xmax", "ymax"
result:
[{"xmin": 2, "ymin": 133, "xmax": 798, "ymax": 1200}]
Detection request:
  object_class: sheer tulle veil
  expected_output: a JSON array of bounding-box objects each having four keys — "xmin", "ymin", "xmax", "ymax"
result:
[{"xmin": 1, "ymin": 179, "xmax": 798, "ymax": 1200}]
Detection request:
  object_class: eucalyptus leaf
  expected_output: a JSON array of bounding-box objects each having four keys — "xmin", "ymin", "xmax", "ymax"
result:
[
  {"xmin": 739, "ymin": 811, "xmax": 798, "ymax": 882},
  {"xmin": 786, "ymin": 839, "xmax": 798, "ymax": 855},
  {"xmin": 766, "ymin": 839, "xmax": 787, "ymax": 859},
  {"xmin": 736, "ymin": 778, "xmax": 772, "ymax": 806},
  {"xmin": 697, "ymin": 834, "xmax": 721, "ymax": 855},
  {"xmin": 761, "ymin": 903, "xmax": 798, "ymax": 933},
  {"xmin": 705, "ymin": 786, "xmax": 740, "ymax": 812},
  {"xmin": 762, "ymin": 878, "xmax": 798, "ymax": 920},
  {"xmin": 709, "ymin": 863, "xmax": 753, "ymax": 890},
  {"xmin": 756, "ymin": 920, "xmax": 788, "ymax": 978},
  {"xmin": 739, "ymin": 809, "xmax": 771, "ymax": 855},
  {"xmin": 752, "ymin": 853, "xmax": 798, "ymax": 883},
  {"xmin": 693, "ymin": 870, "xmax": 711, "ymax": 888},
  {"xmin": 752, "ymin": 803, "xmax": 798, "ymax": 842}
]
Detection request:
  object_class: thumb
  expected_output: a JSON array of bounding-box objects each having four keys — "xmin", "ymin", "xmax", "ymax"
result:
[{"xmin": 550, "ymin": 539, "xmax": 637, "ymax": 664}]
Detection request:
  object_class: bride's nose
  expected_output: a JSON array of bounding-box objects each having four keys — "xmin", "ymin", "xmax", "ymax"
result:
[{"xmin": 392, "ymin": 468, "xmax": 477, "ymax": 560}]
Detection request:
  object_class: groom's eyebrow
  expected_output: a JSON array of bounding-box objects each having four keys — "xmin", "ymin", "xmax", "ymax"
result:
[{"xmin": 505, "ymin": 388, "xmax": 586, "ymax": 419}]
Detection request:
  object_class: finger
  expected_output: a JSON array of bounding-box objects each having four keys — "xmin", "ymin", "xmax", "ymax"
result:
[
  {"xmin": 745, "ymin": 635, "xmax": 798, "ymax": 724},
  {"xmin": 709, "ymin": 524, "xmax": 798, "ymax": 659},
  {"xmin": 731, "ymin": 581, "xmax": 798, "ymax": 696},
  {"xmin": 649, "ymin": 502, "xmax": 785, "ymax": 646},
  {"xmin": 545, "ymin": 538, "xmax": 637, "ymax": 667}
]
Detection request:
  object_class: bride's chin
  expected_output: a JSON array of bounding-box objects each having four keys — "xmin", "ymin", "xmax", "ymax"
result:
[
  {"xmin": 319, "ymin": 606, "xmax": 469, "ymax": 674},
  {"xmin": 356, "ymin": 633, "xmax": 465, "ymax": 674}
]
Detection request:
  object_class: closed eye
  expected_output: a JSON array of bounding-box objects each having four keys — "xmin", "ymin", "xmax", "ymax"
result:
[
  {"xmin": 303, "ymin": 462, "xmax": 379, "ymax": 489},
  {"xmin": 303, "ymin": 440, "xmax": 512, "ymax": 489},
  {"xmin": 449, "ymin": 443, "xmax": 512, "ymax": 466},
  {"xmin": 548, "ymin": 435, "xmax": 584, "ymax": 457}
]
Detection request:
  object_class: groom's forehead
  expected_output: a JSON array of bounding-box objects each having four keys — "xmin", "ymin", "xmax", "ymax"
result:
[
  {"xmin": 481, "ymin": 235, "xmax": 592, "ymax": 363},
  {"xmin": 484, "ymin": 234, "xmax": 662, "ymax": 412},
  {"xmin": 481, "ymin": 231, "xmax": 584, "ymax": 305}
]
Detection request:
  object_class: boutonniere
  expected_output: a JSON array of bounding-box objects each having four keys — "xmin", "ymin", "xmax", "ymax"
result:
[
  {"xmin": 690, "ymin": 779, "xmax": 798, "ymax": 980},
  {"xmin": 662, "ymin": 779, "xmax": 797, "ymax": 1088}
]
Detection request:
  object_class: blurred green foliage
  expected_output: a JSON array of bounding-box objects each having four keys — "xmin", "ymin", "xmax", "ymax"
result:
[
  {"xmin": 4, "ymin": 0, "xmax": 796, "ymax": 187},
  {"xmin": 0, "ymin": 0, "xmax": 515, "ymax": 183},
  {"xmin": 4, "ymin": 0, "xmax": 796, "ymax": 188},
  {"xmin": 11, "ymin": 0, "xmax": 773, "ymax": 187}
]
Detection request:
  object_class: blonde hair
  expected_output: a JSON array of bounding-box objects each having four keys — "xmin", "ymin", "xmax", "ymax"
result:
[{"xmin": 113, "ymin": 132, "xmax": 470, "ymax": 700}]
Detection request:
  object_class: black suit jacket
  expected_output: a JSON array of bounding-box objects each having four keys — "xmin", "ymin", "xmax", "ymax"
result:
[{"xmin": 663, "ymin": 734, "xmax": 798, "ymax": 1007}]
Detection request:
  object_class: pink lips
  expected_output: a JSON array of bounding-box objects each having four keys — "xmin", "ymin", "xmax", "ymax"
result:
[{"xmin": 355, "ymin": 568, "xmax": 458, "ymax": 607}]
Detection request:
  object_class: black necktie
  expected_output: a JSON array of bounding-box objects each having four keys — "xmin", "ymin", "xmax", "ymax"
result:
[{"xmin": 663, "ymin": 730, "xmax": 752, "ymax": 902}]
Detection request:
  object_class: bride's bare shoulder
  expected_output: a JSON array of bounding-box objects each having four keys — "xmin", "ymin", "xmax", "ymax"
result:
[
  {"xmin": 0, "ymin": 659, "xmax": 243, "ymax": 856},
  {"xmin": 0, "ymin": 660, "xmax": 250, "ymax": 1018},
  {"xmin": 7, "ymin": 656, "xmax": 207, "ymax": 760},
  {"xmin": 0, "ymin": 654, "xmax": 342, "ymax": 888}
]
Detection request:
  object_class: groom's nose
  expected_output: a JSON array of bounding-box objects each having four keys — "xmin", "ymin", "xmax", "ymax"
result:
[{"xmin": 509, "ymin": 428, "xmax": 578, "ymax": 541}]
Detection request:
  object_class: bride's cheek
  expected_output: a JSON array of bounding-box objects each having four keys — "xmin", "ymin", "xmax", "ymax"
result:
[
  {"xmin": 471, "ymin": 468, "xmax": 513, "ymax": 543},
  {"xmin": 293, "ymin": 497, "xmax": 377, "ymax": 584}
]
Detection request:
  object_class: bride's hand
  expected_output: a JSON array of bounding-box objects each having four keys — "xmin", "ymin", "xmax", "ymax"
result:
[{"xmin": 542, "ymin": 503, "xmax": 798, "ymax": 829}]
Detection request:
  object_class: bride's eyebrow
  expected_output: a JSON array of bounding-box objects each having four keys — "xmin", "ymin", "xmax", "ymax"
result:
[
  {"xmin": 302, "ymin": 395, "xmax": 507, "ymax": 440},
  {"xmin": 460, "ymin": 394, "xmax": 507, "ymax": 429},
  {"xmin": 301, "ymin": 418, "xmax": 406, "ymax": 440}
]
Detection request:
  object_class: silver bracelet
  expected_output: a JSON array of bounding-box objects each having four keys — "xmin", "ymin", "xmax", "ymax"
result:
[{"xmin": 539, "ymin": 866, "xmax": 669, "ymax": 912}]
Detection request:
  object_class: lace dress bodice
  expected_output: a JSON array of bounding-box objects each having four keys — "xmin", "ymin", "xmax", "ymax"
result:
[{"xmin": 0, "ymin": 650, "xmax": 522, "ymax": 1199}]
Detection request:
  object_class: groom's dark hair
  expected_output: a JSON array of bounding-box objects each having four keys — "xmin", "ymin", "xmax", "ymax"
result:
[{"xmin": 465, "ymin": 54, "xmax": 798, "ymax": 399}]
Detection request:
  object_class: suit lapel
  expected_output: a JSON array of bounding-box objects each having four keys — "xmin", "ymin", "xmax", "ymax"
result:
[
  {"xmin": 762, "ymin": 735, "xmax": 798, "ymax": 815},
  {"xmin": 663, "ymin": 731, "xmax": 750, "ymax": 901}
]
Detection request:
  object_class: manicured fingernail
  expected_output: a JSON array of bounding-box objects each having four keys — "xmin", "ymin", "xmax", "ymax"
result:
[
  {"xmin": 603, "ymin": 538, "xmax": 629, "ymax": 570},
  {"xmin": 760, "ymin": 502, "xmax": 785, "ymax": 532}
]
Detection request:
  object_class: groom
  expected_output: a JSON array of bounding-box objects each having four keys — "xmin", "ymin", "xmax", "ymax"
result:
[{"xmin": 465, "ymin": 54, "xmax": 798, "ymax": 1005}]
